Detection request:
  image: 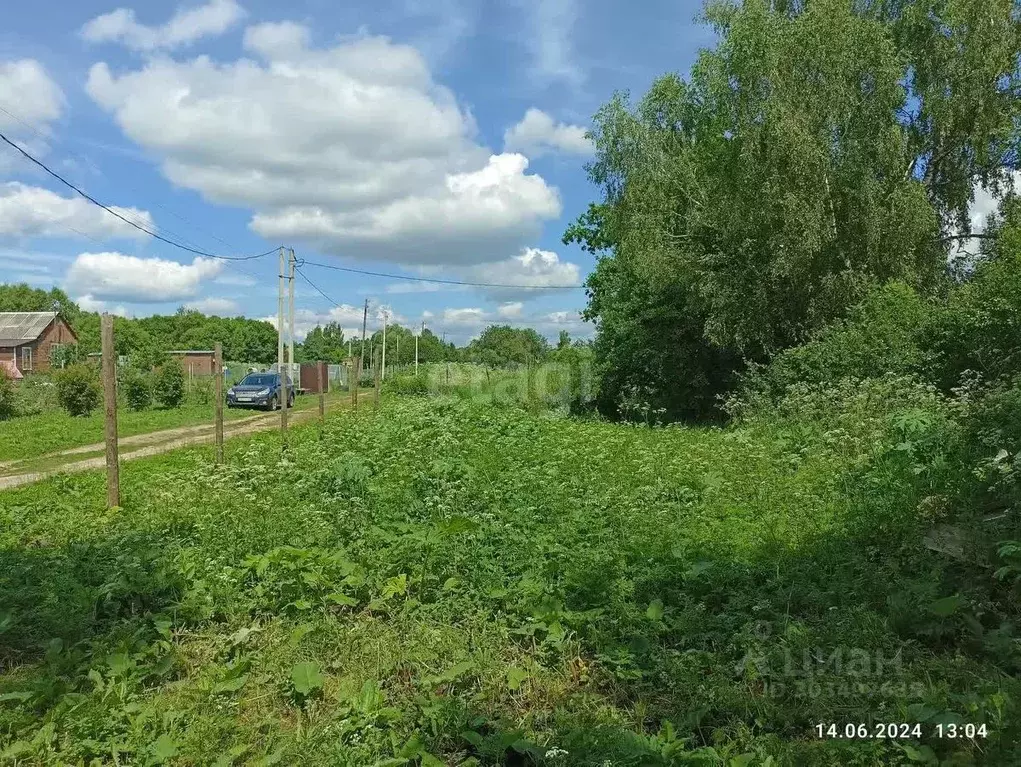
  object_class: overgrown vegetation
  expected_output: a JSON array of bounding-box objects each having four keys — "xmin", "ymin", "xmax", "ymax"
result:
[
  {"xmin": 2, "ymin": 1, "xmax": 1019, "ymax": 763},
  {"xmin": 0, "ymin": 371, "xmax": 14, "ymax": 421},
  {"xmin": 122, "ymin": 368, "xmax": 154, "ymax": 412},
  {"xmin": 54, "ymin": 365, "xmax": 102, "ymax": 418},
  {"xmin": 154, "ymin": 359, "xmax": 186, "ymax": 409},
  {"xmin": 569, "ymin": 0, "xmax": 1020, "ymax": 423},
  {"xmin": 1, "ymin": 398, "xmax": 1018, "ymax": 764}
]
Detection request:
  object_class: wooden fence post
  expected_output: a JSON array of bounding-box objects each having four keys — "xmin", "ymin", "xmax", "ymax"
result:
[
  {"xmin": 374, "ymin": 350, "xmax": 381, "ymax": 408},
  {"xmin": 351, "ymin": 360, "xmax": 358, "ymax": 410},
  {"xmin": 317, "ymin": 362, "xmax": 325, "ymax": 423},
  {"xmin": 214, "ymin": 342, "xmax": 224, "ymax": 464},
  {"xmin": 101, "ymin": 313, "xmax": 119, "ymax": 508}
]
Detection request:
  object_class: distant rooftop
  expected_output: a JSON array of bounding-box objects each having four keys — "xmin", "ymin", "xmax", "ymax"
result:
[{"xmin": 0, "ymin": 312, "xmax": 58, "ymax": 347}]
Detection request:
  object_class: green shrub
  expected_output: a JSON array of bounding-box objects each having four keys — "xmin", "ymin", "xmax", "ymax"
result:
[
  {"xmin": 0, "ymin": 370, "xmax": 14, "ymax": 420},
  {"xmin": 191, "ymin": 375, "xmax": 213, "ymax": 405},
  {"xmin": 129, "ymin": 341, "xmax": 168, "ymax": 372},
  {"xmin": 924, "ymin": 250, "xmax": 1021, "ymax": 391},
  {"xmin": 12, "ymin": 375, "xmax": 59, "ymax": 416},
  {"xmin": 741, "ymin": 281, "xmax": 932, "ymax": 407},
  {"xmin": 122, "ymin": 367, "xmax": 153, "ymax": 411},
  {"xmin": 154, "ymin": 358, "xmax": 185, "ymax": 408},
  {"xmin": 55, "ymin": 364, "xmax": 102, "ymax": 417},
  {"xmin": 384, "ymin": 372, "xmax": 430, "ymax": 396}
]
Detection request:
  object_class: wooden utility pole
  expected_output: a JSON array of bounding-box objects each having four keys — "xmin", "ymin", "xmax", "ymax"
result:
[
  {"xmin": 214, "ymin": 342, "xmax": 224, "ymax": 464},
  {"xmin": 278, "ymin": 247, "xmax": 288, "ymax": 437},
  {"xmin": 101, "ymin": 313, "xmax": 119, "ymax": 508},
  {"xmin": 373, "ymin": 349, "xmax": 381, "ymax": 408},
  {"xmin": 395, "ymin": 332, "xmax": 399, "ymax": 375},
  {"xmin": 317, "ymin": 362, "xmax": 325, "ymax": 423}
]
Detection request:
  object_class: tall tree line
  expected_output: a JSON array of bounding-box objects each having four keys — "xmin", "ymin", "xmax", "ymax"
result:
[{"xmin": 568, "ymin": 0, "xmax": 1020, "ymax": 421}]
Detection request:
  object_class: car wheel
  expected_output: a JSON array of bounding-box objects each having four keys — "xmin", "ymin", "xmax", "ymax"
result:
[
  {"xmin": 288, "ymin": 393, "xmax": 295, "ymax": 408},
  {"xmin": 268, "ymin": 395, "xmax": 279, "ymax": 411}
]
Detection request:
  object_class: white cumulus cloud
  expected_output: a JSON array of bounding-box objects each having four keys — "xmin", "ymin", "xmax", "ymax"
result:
[
  {"xmin": 76, "ymin": 294, "xmax": 133, "ymax": 317},
  {"xmin": 0, "ymin": 59, "xmax": 64, "ymax": 167},
  {"xmin": 81, "ymin": 0, "xmax": 245, "ymax": 52},
  {"xmin": 0, "ymin": 59, "xmax": 63, "ymax": 132},
  {"xmin": 422, "ymin": 304, "xmax": 590, "ymax": 344},
  {"xmin": 497, "ymin": 301, "xmax": 524, "ymax": 318},
  {"xmin": 65, "ymin": 252, "xmax": 223, "ymax": 302},
  {"xmin": 0, "ymin": 182, "xmax": 155, "ymax": 241},
  {"xmin": 85, "ymin": 25, "xmax": 561, "ymax": 265},
  {"xmin": 462, "ymin": 247, "xmax": 581, "ymax": 289},
  {"xmin": 387, "ymin": 247, "xmax": 583, "ymax": 300},
  {"xmin": 184, "ymin": 296, "xmax": 239, "ymax": 314},
  {"xmin": 504, "ymin": 108, "xmax": 592, "ymax": 158},
  {"xmin": 262, "ymin": 302, "xmax": 404, "ymax": 341}
]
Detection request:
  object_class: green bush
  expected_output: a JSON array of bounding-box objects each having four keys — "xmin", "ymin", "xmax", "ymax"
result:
[
  {"xmin": 129, "ymin": 341, "xmax": 168, "ymax": 372},
  {"xmin": 11, "ymin": 375, "xmax": 59, "ymax": 416},
  {"xmin": 740, "ymin": 281, "xmax": 932, "ymax": 407},
  {"xmin": 0, "ymin": 370, "xmax": 14, "ymax": 420},
  {"xmin": 924, "ymin": 250, "xmax": 1021, "ymax": 391},
  {"xmin": 383, "ymin": 372, "xmax": 430, "ymax": 396},
  {"xmin": 122, "ymin": 367, "xmax": 153, "ymax": 411},
  {"xmin": 55, "ymin": 364, "xmax": 102, "ymax": 417},
  {"xmin": 191, "ymin": 375, "xmax": 213, "ymax": 405},
  {"xmin": 154, "ymin": 358, "xmax": 185, "ymax": 408}
]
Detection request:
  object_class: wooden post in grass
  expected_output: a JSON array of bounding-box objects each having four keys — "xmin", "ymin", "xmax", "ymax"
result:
[
  {"xmin": 317, "ymin": 362, "xmax": 325, "ymax": 423},
  {"xmin": 214, "ymin": 342, "xmax": 224, "ymax": 464},
  {"xmin": 350, "ymin": 359, "xmax": 357, "ymax": 410},
  {"xmin": 374, "ymin": 349, "xmax": 381, "ymax": 408},
  {"xmin": 101, "ymin": 313, "xmax": 119, "ymax": 508}
]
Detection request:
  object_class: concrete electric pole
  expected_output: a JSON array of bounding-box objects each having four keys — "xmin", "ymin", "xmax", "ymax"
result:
[
  {"xmin": 381, "ymin": 308, "xmax": 388, "ymax": 381},
  {"xmin": 277, "ymin": 247, "xmax": 287, "ymax": 436}
]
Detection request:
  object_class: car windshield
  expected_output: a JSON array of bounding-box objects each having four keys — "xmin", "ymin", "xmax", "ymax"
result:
[{"xmin": 240, "ymin": 374, "xmax": 277, "ymax": 386}]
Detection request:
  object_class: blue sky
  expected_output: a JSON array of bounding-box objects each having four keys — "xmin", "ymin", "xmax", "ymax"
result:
[{"xmin": 0, "ymin": 0, "xmax": 713, "ymax": 342}]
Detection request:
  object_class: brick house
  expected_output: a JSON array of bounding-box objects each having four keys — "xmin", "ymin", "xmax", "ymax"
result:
[{"xmin": 0, "ymin": 312, "xmax": 78, "ymax": 374}]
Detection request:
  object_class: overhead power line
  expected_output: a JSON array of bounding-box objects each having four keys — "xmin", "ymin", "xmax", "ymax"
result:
[
  {"xmin": 298, "ymin": 258, "xmax": 586, "ymax": 290},
  {"xmin": 0, "ymin": 104, "xmax": 208, "ymax": 252},
  {"xmin": 294, "ymin": 265, "xmax": 346, "ymax": 309},
  {"xmin": 0, "ymin": 130, "xmax": 279, "ymax": 262}
]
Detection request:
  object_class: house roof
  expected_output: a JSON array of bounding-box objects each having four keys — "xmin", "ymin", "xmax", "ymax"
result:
[{"xmin": 0, "ymin": 312, "xmax": 58, "ymax": 347}]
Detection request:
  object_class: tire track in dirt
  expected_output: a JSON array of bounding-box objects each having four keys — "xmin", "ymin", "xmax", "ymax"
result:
[{"xmin": 0, "ymin": 408, "xmax": 321, "ymax": 491}]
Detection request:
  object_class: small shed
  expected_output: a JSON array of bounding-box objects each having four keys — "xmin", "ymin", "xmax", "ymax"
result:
[
  {"xmin": 168, "ymin": 350, "xmax": 217, "ymax": 376},
  {"xmin": 0, "ymin": 312, "xmax": 78, "ymax": 373},
  {"xmin": 300, "ymin": 361, "xmax": 329, "ymax": 394}
]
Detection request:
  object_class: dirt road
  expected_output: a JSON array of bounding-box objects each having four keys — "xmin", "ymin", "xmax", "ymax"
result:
[{"xmin": 0, "ymin": 407, "xmax": 322, "ymax": 491}]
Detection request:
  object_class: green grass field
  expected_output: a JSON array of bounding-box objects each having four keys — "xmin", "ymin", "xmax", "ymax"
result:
[
  {"xmin": 0, "ymin": 391, "xmax": 357, "ymax": 464},
  {"xmin": 0, "ymin": 397, "xmax": 1017, "ymax": 765}
]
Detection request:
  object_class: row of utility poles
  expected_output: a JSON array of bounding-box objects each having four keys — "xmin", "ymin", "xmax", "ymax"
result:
[{"xmin": 97, "ymin": 247, "xmax": 428, "ymax": 506}]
